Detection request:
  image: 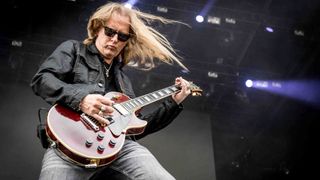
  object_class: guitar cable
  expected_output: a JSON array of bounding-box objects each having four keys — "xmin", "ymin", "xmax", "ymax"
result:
[{"xmin": 37, "ymin": 107, "xmax": 49, "ymax": 149}]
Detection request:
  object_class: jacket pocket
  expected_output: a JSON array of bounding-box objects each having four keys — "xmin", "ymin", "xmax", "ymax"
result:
[{"xmin": 73, "ymin": 57, "xmax": 100, "ymax": 84}]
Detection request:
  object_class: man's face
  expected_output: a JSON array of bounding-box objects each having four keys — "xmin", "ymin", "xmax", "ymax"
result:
[{"xmin": 95, "ymin": 13, "xmax": 130, "ymax": 62}]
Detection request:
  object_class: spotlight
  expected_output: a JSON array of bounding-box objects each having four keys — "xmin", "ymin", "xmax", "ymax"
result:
[
  {"xmin": 225, "ymin": 18, "xmax": 236, "ymax": 24},
  {"xmin": 181, "ymin": 69, "xmax": 190, "ymax": 74},
  {"xmin": 196, "ymin": 15, "xmax": 204, "ymax": 23},
  {"xmin": 157, "ymin": 6, "xmax": 168, "ymax": 13},
  {"xmin": 208, "ymin": 71, "xmax": 218, "ymax": 78},
  {"xmin": 245, "ymin": 79, "xmax": 253, "ymax": 88},
  {"xmin": 124, "ymin": 3, "xmax": 133, "ymax": 9},
  {"xmin": 124, "ymin": 0, "xmax": 138, "ymax": 9},
  {"xmin": 294, "ymin": 29, "xmax": 304, "ymax": 36},
  {"xmin": 265, "ymin": 27, "xmax": 274, "ymax": 32},
  {"xmin": 11, "ymin": 40, "xmax": 23, "ymax": 47},
  {"xmin": 207, "ymin": 16, "xmax": 221, "ymax": 25}
]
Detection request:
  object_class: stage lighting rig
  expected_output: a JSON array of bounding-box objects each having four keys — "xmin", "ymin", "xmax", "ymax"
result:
[{"xmin": 207, "ymin": 16, "xmax": 221, "ymax": 25}]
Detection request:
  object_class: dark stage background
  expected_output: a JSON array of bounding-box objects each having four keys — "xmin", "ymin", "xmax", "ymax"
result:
[{"xmin": 0, "ymin": 0, "xmax": 319, "ymax": 180}]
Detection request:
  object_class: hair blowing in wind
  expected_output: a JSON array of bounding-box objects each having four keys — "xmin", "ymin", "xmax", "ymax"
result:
[{"xmin": 84, "ymin": 2, "xmax": 189, "ymax": 71}]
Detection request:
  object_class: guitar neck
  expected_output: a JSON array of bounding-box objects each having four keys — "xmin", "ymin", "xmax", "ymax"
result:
[{"xmin": 119, "ymin": 85, "xmax": 180, "ymax": 112}]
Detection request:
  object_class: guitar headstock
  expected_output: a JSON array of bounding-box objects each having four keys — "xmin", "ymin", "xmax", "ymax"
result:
[{"xmin": 188, "ymin": 82, "xmax": 203, "ymax": 96}]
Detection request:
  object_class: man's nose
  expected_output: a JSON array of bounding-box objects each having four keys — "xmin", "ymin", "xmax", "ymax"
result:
[{"xmin": 110, "ymin": 34, "xmax": 118, "ymax": 42}]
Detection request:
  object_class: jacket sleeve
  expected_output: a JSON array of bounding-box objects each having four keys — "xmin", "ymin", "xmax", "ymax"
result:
[
  {"xmin": 133, "ymin": 97, "xmax": 183, "ymax": 140},
  {"xmin": 30, "ymin": 40, "xmax": 89, "ymax": 111}
]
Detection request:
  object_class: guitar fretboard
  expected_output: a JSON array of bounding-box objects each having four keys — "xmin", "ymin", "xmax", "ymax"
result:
[{"xmin": 119, "ymin": 85, "xmax": 180, "ymax": 112}]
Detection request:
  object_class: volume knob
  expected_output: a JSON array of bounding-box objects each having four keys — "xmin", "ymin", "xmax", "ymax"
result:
[
  {"xmin": 97, "ymin": 133, "xmax": 105, "ymax": 140},
  {"xmin": 109, "ymin": 139, "xmax": 116, "ymax": 147},
  {"xmin": 97, "ymin": 145, "xmax": 105, "ymax": 152},
  {"xmin": 85, "ymin": 139, "xmax": 93, "ymax": 147}
]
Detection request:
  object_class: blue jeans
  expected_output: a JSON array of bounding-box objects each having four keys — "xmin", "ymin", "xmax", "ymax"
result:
[{"xmin": 39, "ymin": 139, "xmax": 175, "ymax": 180}]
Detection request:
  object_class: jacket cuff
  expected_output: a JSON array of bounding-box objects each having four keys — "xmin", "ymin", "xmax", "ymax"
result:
[
  {"xmin": 167, "ymin": 96, "xmax": 184, "ymax": 111},
  {"xmin": 69, "ymin": 89, "xmax": 88, "ymax": 112}
]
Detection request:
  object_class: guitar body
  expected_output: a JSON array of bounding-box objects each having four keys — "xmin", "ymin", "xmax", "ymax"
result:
[{"xmin": 46, "ymin": 92, "xmax": 147, "ymax": 168}]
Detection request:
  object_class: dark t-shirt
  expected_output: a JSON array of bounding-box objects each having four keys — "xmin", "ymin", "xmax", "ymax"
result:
[{"xmin": 103, "ymin": 62, "xmax": 118, "ymax": 93}]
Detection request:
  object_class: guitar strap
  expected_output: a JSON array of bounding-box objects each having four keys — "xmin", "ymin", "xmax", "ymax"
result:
[{"xmin": 36, "ymin": 108, "xmax": 49, "ymax": 148}]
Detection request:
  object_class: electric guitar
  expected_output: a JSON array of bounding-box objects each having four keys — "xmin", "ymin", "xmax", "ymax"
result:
[{"xmin": 46, "ymin": 82, "xmax": 202, "ymax": 168}]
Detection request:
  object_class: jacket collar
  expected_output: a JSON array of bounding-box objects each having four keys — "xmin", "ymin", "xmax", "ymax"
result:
[
  {"xmin": 87, "ymin": 42, "xmax": 100, "ymax": 55},
  {"xmin": 86, "ymin": 42, "xmax": 124, "ymax": 68}
]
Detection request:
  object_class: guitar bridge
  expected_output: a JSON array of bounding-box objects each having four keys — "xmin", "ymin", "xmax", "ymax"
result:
[{"xmin": 80, "ymin": 113, "xmax": 100, "ymax": 132}]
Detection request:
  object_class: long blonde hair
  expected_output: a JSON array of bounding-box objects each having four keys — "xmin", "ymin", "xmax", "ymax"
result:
[{"xmin": 83, "ymin": 2, "xmax": 188, "ymax": 71}]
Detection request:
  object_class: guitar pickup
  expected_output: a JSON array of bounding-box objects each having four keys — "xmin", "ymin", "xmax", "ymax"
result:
[{"xmin": 113, "ymin": 104, "xmax": 130, "ymax": 116}]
